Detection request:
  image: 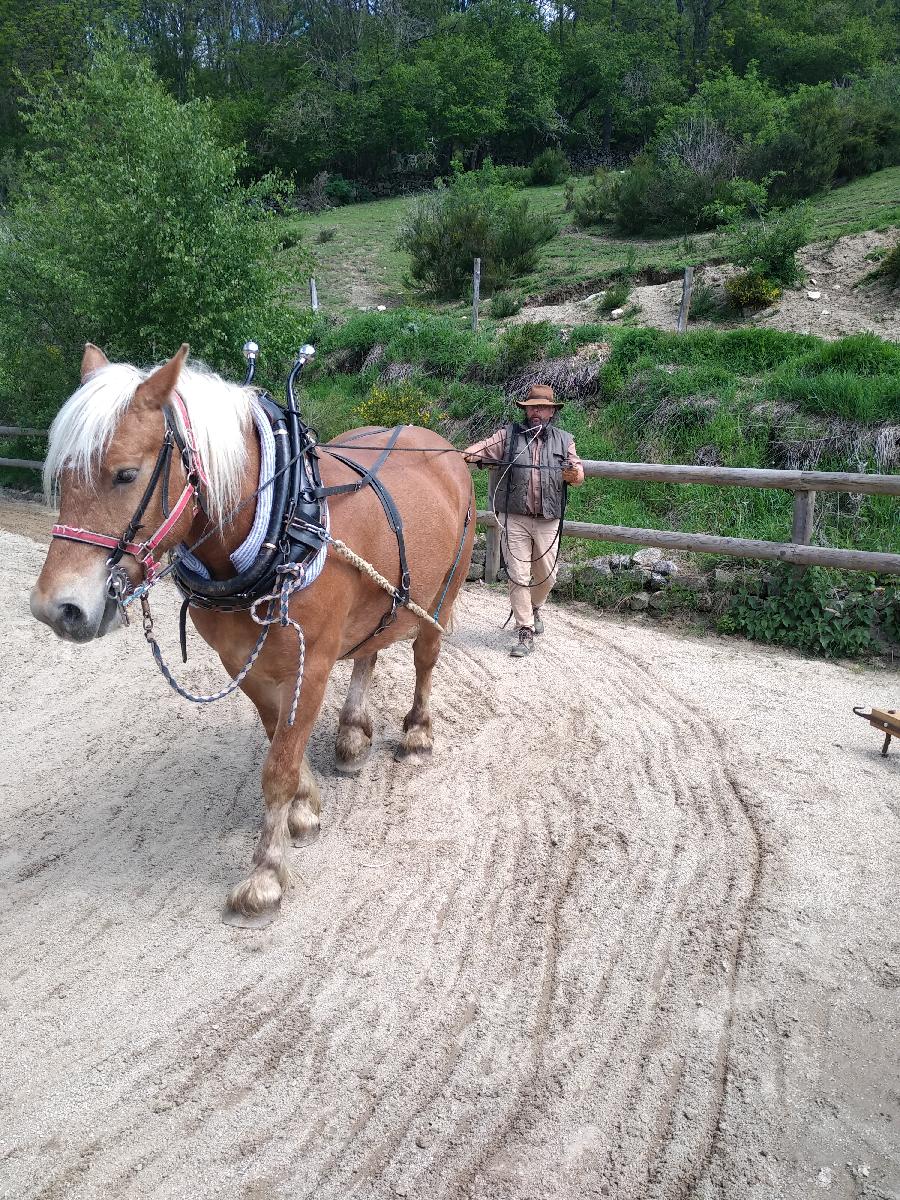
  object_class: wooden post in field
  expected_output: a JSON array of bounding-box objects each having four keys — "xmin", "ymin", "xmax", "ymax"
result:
[
  {"xmin": 791, "ymin": 489, "xmax": 817, "ymax": 576},
  {"xmin": 310, "ymin": 277, "xmax": 319, "ymax": 312},
  {"xmin": 472, "ymin": 258, "xmax": 481, "ymax": 332},
  {"xmin": 676, "ymin": 265, "xmax": 694, "ymax": 333}
]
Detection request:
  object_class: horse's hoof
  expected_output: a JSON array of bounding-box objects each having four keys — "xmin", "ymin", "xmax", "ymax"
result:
[
  {"xmin": 292, "ymin": 824, "xmax": 321, "ymax": 847},
  {"xmin": 221, "ymin": 903, "xmax": 281, "ymax": 930},
  {"xmin": 334, "ymin": 749, "xmax": 370, "ymax": 776},
  {"xmin": 394, "ymin": 742, "xmax": 433, "ymax": 763}
]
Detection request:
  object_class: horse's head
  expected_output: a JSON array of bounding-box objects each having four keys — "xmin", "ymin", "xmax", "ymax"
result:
[{"xmin": 31, "ymin": 342, "xmax": 195, "ymax": 642}]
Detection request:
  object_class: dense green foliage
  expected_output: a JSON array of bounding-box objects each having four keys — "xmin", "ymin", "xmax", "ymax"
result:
[
  {"xmin": 0, "ymin": 0, "xmax": 896, "ymax": 202},
  {"xmin": 398, "ymin": 164, "xmax": 556, "ymax": 295},
  {"xmin": 0, "ymin": 41, "xmax": 298, "ymax": 426}
]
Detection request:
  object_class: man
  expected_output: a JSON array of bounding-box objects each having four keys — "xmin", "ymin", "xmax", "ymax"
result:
[{"xmin": 464, "ymin": 384, "xmax": 584, "ymax": 657}]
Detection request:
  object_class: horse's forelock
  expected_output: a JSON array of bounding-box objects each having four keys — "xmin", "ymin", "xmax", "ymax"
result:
[{"xmin": 44, "ymin": 360, "xmax": 254, "ymax": 523}]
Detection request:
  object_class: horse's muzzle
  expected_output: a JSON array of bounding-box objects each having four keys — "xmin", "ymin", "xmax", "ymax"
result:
[{"xmin": 30, "ymin": 585, "xmax": 121, "ymax": 643}]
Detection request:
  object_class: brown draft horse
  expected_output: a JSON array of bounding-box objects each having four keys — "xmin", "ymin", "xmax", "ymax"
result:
[{"xmin": 30, "ymin": 344, "xmax": 475, "ymax": 926}]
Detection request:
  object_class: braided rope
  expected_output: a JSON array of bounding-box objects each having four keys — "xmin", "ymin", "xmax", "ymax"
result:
[{"xmin": 323, "ymin": 533, "xmax": 444, "ymax": 632}]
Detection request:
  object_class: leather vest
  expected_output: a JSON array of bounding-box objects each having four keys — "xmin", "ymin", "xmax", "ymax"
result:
[{"xmin": 495, "ymin": 422, "xmax": 573, "ymax": 520}]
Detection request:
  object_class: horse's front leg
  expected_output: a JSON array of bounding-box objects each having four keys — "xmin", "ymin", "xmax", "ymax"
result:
[
  {"xmin": 240, "ymin": 674, "xmax": 321, "ymax": 846},
  {"xmin": 225, "ymin": 647, "xmax": 333, "ymax": 927}
]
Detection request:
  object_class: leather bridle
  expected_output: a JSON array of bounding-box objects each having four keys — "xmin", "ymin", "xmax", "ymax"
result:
[{"xmin": 50, "ymin": 390, "xmax": 208, "ymax": 586}]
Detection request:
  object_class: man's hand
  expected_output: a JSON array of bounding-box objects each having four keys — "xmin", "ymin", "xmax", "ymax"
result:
[{"xmin": 562, "ymin": 466, "xmax": 580, "ymax": 485}]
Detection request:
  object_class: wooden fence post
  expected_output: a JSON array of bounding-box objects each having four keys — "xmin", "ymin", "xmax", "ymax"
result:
[
  {"xmin": 791, "ymin": 490, "xmax": 817, "ymax": 546},
  {"xmin": 472, "ymin": 258, "xmax": 481, "ymax": 332},
  {"xmin": 310, "ymin": 277, "xmax": 319, "ymax": 312},
  {"xmin": 485, "ymin": 525, "xmax": 501, "ymax": 582},
  {"xmin": 676, "ymin": 265, "xmax": 694, "ymax": 333}
]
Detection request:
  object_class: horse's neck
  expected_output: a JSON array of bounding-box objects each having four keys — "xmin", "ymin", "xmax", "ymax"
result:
[{"xmin": 185, "ymin": 420, "xmax": 261, "ymax": 580}]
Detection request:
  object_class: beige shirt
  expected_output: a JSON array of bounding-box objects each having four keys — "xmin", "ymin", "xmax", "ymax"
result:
[{"xmin": 464, "ymin": 426, "xmax": 584, "ymax": 516}]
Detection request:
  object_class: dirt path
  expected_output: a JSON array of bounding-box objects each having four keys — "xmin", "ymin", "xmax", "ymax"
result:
[{"xmin": 1, "ymin": 527, "xmax": 898, "ymax": 1200}]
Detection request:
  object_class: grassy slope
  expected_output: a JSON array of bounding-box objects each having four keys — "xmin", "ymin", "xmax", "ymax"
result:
[{"xmin": 282, "ymin": 166, "xmax": 900, "ymax": 315}]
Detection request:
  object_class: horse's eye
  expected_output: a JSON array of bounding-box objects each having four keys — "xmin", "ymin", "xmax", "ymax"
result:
[{"xmin": 113, "ymin": 468, "xmax": 139, "ymax": 486}]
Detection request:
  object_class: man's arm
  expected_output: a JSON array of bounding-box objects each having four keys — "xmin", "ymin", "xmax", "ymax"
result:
[
  {"xmin": 462, "ymin": 429, "xmax": 506, "ymax": 467},
  {"xmin": 562, "ymin": 440, "xmax": 585, "ymax": 486}
]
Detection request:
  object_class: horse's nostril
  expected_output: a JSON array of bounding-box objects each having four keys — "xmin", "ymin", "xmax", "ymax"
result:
[{"xmin": 59, "ymin": 601, "xmax": 86, "ymax": 628}]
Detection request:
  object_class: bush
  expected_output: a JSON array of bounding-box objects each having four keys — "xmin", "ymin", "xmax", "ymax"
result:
[
  {"xmin": 868, "ymin": 238, "xmax": 900, "ymax": 287},
  {"xmin": 573, "ymin": 169, "xmax": 621, "ymax": 228},
  {"xmin": 0, "ymin": 38, "xmax": 297, "ymax": 427},
  {"xmin": 316, "ymin": 226, "xmax": 338, "ymax": 244},
  {"xmin": 767, "ymin": 334, "xmax": 900, "ymax": 422},
  {"xmin": 354, "ymin": 380, "xmax": 444, "ymax": 429},
  {"xmin": 689, "ymin": 279, "xmax": 726, "ymax": 320},
  {"xmin": 492, "ymin": 322, "xmax": 562, "ymax": 377},
  {"xmin": 725, "ymin": 272, "xmax": 781, "ymax": 310},
  {"xmin": 599, "ymin": 281, "xmax": 630, "ymax": 312},
  {"xmin": 727, "ymin": 204, "xmax": 812, "ymax": 285},
  {"xmin": 720, "ymin": 566, "xmax": 878, "ymax": 658},
  {"xmin": 564, "ymin": 178, "xmax": 576, "ymax": 212},
  {"xmin": 530, "ymin": 148, "xmax": 570, "ymax": 185},
  {"xmin": 399, "ymin": 167, "xmax": 557, "ymax": 297},
  {"xmin": 753, "ymin": 86, "xmax": 844, "ymax": 202},
  {"xmin": 324, "ymin": 174, "xmax": 356, "ymax": 205},
  {"xmin": 491, "ymin": 290, "xmax": 523, "ymax": 318},
  {"xmin": 614, "ymin": 152, "xmax": 762, "ymax": 234}
]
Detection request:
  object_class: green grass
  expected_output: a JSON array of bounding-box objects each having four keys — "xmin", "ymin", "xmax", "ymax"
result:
[
  {"xmin": 807, "ymin": 166, "xmax": 900, "ymax": 239},
  {"xmin": 278, "ymin": 164, "xmax": 900, "ymax": 317}
]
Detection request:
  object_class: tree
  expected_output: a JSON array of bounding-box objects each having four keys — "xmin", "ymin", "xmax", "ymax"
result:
[{"xmin": 0, "ymin": 37, "xmax": 299, "ymax": 424}]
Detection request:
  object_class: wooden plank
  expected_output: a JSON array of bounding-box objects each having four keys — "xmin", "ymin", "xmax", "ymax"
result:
[
  {"xmin": 0, "ymin": 457, "xmax": 44, "ymax": 471},
  {"xmin": 475, "ymin": 511, "xmax": 900, "ymax": 574},
  {"xmin": 0, "ymin": 426, "xmax": 48, "ymax": 437},
  {"xmin": 310, "ymin": 277, "xmax": 319, "ymax": 312},
  {"xmin": 871, "ymin": 709, "xmax": 900, "ymax": 734},
  {"xmin": 676, "ymin": 265, "xmax": 694, "ymax": 333},
  {"xmin": 484, "ymin": 525, "xmax": 501, "ymax": 582},
  {"xmin": 581, "ymin": 460, "xmax": 900, "ymax": 497}
]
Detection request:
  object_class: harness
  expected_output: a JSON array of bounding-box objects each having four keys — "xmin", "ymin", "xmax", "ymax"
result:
[{"xmin": 50, "ymin": 348, "xmax": 472, "ymax": 723}]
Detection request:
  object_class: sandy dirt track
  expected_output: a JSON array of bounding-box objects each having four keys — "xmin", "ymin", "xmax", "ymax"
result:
[{"xmin": 1, "ymin": 526, "xmax": 898, "ymax": 1200}]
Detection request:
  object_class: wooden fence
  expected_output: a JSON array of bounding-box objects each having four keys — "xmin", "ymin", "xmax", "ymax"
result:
[
  {"xmin": 480, "ymin": 459, "xmax": 900, "ymax": 578},
  {"xmin": 3, "ymin": 427, "xmax": 898, "ymax": 574}
]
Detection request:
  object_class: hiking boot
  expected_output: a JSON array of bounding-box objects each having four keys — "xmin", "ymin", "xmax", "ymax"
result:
[
  {"xmin": 532, "ymin": 607, "xmax": 545, "ymax": 635},
  {"xmin": 510, "ymin": 627, "xmax": 535, "ymax": 657}
]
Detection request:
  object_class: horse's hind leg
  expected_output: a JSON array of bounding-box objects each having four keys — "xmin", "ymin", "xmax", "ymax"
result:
[
  {"xmin": 335, "ymin": 652, "xmax": 377, "ymax": 774},
  {"xmin": 397, "ymin": 624, "xmax": 441, "ymax": 760}
]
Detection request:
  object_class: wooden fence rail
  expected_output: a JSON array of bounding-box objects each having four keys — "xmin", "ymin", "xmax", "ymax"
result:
[
  {"xmin": 3, "ymin": 431, "xmax": 898, "ymax": 574},
  {"xmin": 480, "ymin": 458, "xmax": 900, "ymax": 578}
]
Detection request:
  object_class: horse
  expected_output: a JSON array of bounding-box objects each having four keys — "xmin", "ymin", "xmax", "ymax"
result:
[{"xmin": 30, "ymin": 343, "xmax": 475, "ymax": 927}]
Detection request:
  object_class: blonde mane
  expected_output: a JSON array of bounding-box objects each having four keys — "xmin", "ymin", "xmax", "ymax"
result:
[{"xmin": 44, "ymin": 360, "xmax": 255, "ymax": 522}]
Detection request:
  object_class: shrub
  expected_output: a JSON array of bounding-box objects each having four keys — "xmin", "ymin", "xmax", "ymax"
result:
[
  {"xmin": 530, "ymin": 148, "xmax": 570, "ymax": 185},
  {"xmin": 354, "ymin": 380, "xmax": 444, "ymax": 428},
  {"xmin": 563, "ymin": 178, "xmax": 576, "ymax": 212},
  {"xmin": 491, "ymin": 290, "xmax": 523, "ymax": 318},
  {"xmin": 316, "ymin": 226, "xmax": 338, "ymax": 244},
  {"xmin": 689, "ymin": 279, "xmax": 726, "ymax": 320},
  {"xmin": 399, "ymin": 167, "xmax": 557, "ymax": 297},
  {"xmin": 324, "ymin": 174, "xmax": 356, "ymax": 205},
  {"xmin": 614, "ymin": 151, "xmax": 761, "ymax": 234},
  {"xmin": 726, "ymin": 204, "xmax": 812, "ymax": 285},
  {"xmin": 867, "ymin": 238, "xmax": 900, "ymax": 287},
  {"xmin": 599, "ymin": 281, "xmax": 630, "ymax": 312},
  {"xmin": 0, "ymin": 38, "xmax": 297, "ymax": 427},
  {"xmin": 753, "ymin": 86, "xmax": 844, "ymax": 201},
  {"xmin": 720, "ymin": 566, "xmax": 877, "ymax": 658},
  {"xmin": 573, "ymin": 169, "xmax": 620, "ymax": 228},
  {"xmin": 492, "ymin": 322, "xmax": 562, "ymax": 377},
  {"xmin": 725, "ymin": 272, "xmax": 781, "ymax": 310}
]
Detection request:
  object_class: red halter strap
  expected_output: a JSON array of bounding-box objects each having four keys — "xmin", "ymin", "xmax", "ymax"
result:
[{"xmin": 51, "ymin": 390, "xmax": 206, "ymax": 581}]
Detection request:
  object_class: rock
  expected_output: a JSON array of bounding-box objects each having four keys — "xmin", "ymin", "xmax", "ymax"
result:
[
  {"xmin": 807, "ymin": 290, "xmax": 821, "ymax": 301},
  {"xmin": 648, "ymin": 592, "xmax": 668, "ymax": 612},
  {"xmin": 674, "ymin": 573, "xmax": 706, "ymax": 593},
  {"xmin": 629, "ymin": 592, "xmax": 649, "ymax": 611},
  {"xmin": 714, "ymin": 567, "xmax": 737, "ymax": 590},
  {"xmin": 578, "ymin": 558, "xmax": 613, "ymax": 587},
  {"xmin": 618, "ymin": 568, "xmax": 646, "ymax": 584},
  {"xmin": 696, "ymin": 592, "xmax": 713, "ymax": 612},
  {"xmin": 633, "ymin": 547, "xmax": 663, "ymax": 567},
  {"xmin": 466, "ymin": 562, "xmax": 484, "ymax": 582},
  {"xmin": 609, "ymin": 307, "xmax": 625, "ymax": 320},
  {"xmin": 809, "ymin": 277, "xmax": 817, "ymax": 285},
  {"xmin": 556, "ymin": 562, "xmax": 574, "ymax": 587},
  {"xmin": 648, "ymin": 572, "xmax": 668, "ymax": 591},
  {"xmin": 821, "ymin": 309, "xmax": 831, "ymax": 316},
  {"xmin": 609, "ymin": 554, "xmax": 632, "ymax": 569},
  {"xmin": 655, "ymin": 559, "xmax": 678, "ymax": 576},
  {"xmin": 376, "ymin": 304, "xmax": 387, "ymax": 312}
]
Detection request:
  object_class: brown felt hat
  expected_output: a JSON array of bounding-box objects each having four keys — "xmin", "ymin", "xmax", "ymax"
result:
[{"xmin": 516, "ymin": 384, "xmax": 562, "ymax": 409}]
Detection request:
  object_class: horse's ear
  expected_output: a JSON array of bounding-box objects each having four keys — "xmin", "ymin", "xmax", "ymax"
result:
[
  {"xmin": 81, "ymin": 343, "xmax": 109, "ymax": 382},
  {"xmin": 133, "ymin": 344, "xmax": 190, "ymax": 411}
]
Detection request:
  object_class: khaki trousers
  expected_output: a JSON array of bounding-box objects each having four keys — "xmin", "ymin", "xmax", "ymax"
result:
[{"xmin": 501, "ymin": 512, "xmax": 561, "ymax": 629}]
